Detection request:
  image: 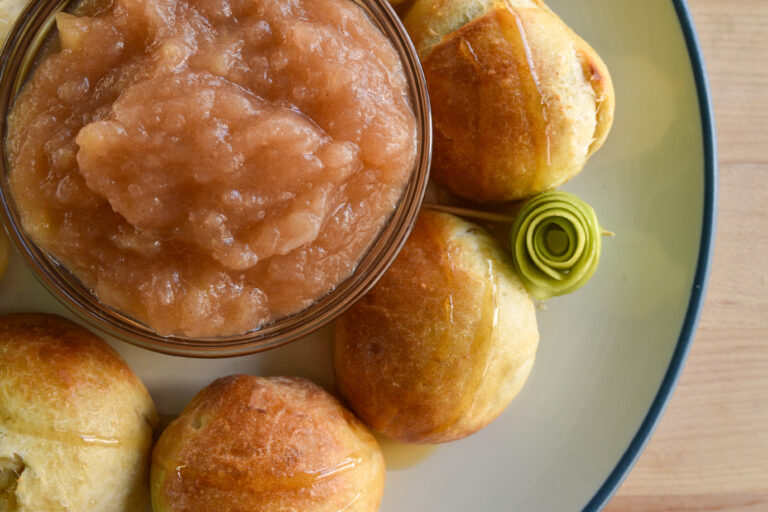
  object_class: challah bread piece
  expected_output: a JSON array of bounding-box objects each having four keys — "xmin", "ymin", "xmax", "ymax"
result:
[
  {"xmin": 335, "ymin": 211, "xmax": 539, "ymax": 443},
  {"xmin": 151, "ymin": 375, "xmax": 385, "ymax": 512},
  {"xmin": 403, "ymin": 0, "xmax": 614, "ymax": 201},
  {"xmin": 0, "ymin": 313, "xmax": 157, "ymax": 511}
]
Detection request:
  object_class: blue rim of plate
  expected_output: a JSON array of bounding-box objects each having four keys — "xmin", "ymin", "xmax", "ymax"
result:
[{"xmin": 582, "ymin": 0, "xmax": 718, "ymax": 510}]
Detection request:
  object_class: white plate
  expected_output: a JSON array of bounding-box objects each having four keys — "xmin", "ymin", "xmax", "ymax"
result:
[{"xmin": 0, "ymin": 0, "xmax": 716, "ymax": 510}]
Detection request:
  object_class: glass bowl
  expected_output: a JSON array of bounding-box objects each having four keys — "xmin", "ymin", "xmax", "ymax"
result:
[{"xmin": 0, "ymin": 0, "xmax": 431, "ymax": 357}]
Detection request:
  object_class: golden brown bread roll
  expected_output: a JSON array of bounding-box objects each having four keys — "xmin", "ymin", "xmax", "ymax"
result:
[
  {"xmin": 402, "ymin": 0, "xmax": 615, "ymax": 201},
  {"xmin": 151, "ymin": 375, "xmax": 385, "ymax": 512},
  {"xmin": 0, "ymin": 313, "xmax": 158, "ymax": 511},
  {"xmin": 334, "ymin": 210, "xmax": 539, "ymax": 443}
]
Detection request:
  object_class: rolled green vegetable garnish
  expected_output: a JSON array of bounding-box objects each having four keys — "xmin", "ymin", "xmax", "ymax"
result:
[{"xmin": 510, "ymin": 191, "xmax": 605, "ymax": 300}]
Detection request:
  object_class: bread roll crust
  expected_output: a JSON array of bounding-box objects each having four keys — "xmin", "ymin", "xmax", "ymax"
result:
[
  {"xmin": 403, "ymin": 0, "xmax": 614, "ymax": 201},
  {"xmin": 0, "ymin": 313, "xmax": 157, "ymax": 511},
  {"xmin": 335, "ymin": 211, "xmax": 539, "ymax": 443},
  {"xmin": 151, "ymin": 375, "xmax": 385, "ymax": 512}
]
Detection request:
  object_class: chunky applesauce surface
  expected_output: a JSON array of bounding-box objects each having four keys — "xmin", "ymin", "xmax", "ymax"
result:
[{"xmin": 8, "ymin": 0, "xmax": 416, "ymax": 336}]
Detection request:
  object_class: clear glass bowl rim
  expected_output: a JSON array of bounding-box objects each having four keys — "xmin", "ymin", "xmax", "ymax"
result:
[{"xmin": 0, "ymin": 0, "xmax": 432, "ymax": 357}]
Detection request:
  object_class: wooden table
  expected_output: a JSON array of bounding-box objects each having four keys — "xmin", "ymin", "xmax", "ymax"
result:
[{"xmin": 605, "ymin": 1, "xmax": 768, "ymax": 510}]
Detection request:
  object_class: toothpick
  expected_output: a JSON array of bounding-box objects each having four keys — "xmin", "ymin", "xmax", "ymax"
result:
[
  {"xmin": 423, "ymin": 202, "xmax": 616, "ymax": 238},
  {"xmin": 421, "ymin": 203, "xmax": 516, "ymax": 224}
]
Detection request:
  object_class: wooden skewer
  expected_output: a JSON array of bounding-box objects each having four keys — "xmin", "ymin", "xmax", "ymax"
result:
[
  {"xmin": 421, "ymin": 202, "xmax": 517, "ymax": 224},
  {"xmin": 422, "ymin": 202, "xmax": 616, "ymax": 238}
]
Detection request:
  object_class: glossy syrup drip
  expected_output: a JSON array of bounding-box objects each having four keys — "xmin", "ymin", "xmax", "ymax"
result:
[
  {"xmin": 454, "ymin": 249, "xmax": 501, "ymax": 421},
  {"xmin": 337, "ymin": 489, "xmax": 367, "ymax": 511},
  {"xmin": 375, "ymin": 434, "xmax": 437, "ymax": 470},
  {"xmin": 498, "ymin": 3, "xmax": 552, "ymax": 171},
  {"xmin": 306, "ymin": 456, "xmax": 364, "ymax": 482},
  {"xmin": 76, "ymin": 433, "xmax": 121, "ymax": 446},
  {"xmin": 0, "ymin": 414, "xmax": 123, "ymax": 448},
  {"xmin": 421, "ymin": 230, "xmax": 500, "ymax": 440},
  {"xmin": 420, "ymin": 230, "xmax": 462, "ymax": 440},
  {"xmin": 171, "ymin": 453, "xmax": 365, "ymax": 491}
]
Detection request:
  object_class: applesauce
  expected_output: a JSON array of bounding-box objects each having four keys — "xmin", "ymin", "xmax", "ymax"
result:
[{"xmin": 7, "ymin": 0, "xmax": 417, "ymax": 336}]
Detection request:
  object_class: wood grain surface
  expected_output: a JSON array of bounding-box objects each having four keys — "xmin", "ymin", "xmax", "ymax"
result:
[{"xmin": 605, "ymin": 1, "xmax": 768, "ymax": 510}]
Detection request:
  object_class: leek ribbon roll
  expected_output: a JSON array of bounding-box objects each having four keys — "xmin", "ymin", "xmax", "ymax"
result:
[{"xmin": 510, "ymin": 191, "xmax": 602, "ymax": 300}]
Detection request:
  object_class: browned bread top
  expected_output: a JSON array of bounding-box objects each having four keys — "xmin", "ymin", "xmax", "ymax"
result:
[
  {"xmin": 335, "ymin": 211, "xmax": 538, "ymax": 443},
  {"xmin": 403, "ymin": 0, "xmax": 614, "ymax": 201},
  {"xmin": 152, "ymin": 375, "xmax": 385, "ymax": 512},
  {"xmin": 0, "ymin": 313, "xmax": 157, "ymax": 511}
]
